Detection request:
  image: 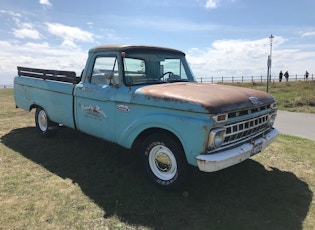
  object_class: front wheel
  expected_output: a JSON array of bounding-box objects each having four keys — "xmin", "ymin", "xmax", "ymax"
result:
[
  {"xmin": 35, "ymin": 107, "xmax": 58, "ymax": 137},
  {"xmin": 140, "ymin": 133, "xmax": 189, "ymax": 190}
]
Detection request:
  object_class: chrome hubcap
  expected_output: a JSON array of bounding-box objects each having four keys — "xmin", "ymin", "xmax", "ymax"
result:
[{"xmin": 38, "ymin": 110, "xmax": 48, "ymax": 131}]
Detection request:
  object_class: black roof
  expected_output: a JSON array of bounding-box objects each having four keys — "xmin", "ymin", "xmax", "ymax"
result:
[{"xmin": 89, "ymin": 44, "xmax": 185, "ymax": 55}]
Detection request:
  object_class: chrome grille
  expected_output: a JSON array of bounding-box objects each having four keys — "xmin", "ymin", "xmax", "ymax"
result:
[
  {"xmin": 228, "ymin": 105, "xmax": 269, "ymax": 118},
  {"xmin": 223, "ymin": 114, "xmax": 269, "ymax": 146}
]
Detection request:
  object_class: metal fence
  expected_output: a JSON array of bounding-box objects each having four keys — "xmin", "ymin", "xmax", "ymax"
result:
[
  {"xmin": 197, "ymin": 74, "xmax": 314, "ymax": 83},
  {"xmin": 1, "ymin": 74, "xmax": 314, "ymax": 88},
  {"xmin": 0, "ymin": 84, "xmax": 14, "ymax": 88}
]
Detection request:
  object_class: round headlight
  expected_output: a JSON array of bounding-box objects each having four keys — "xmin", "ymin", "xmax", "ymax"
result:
[
  {"xmin": 209, "ymin": 128, "xmax": 226, "ymax": 149},
  {"xmin": 268, "ymin": 113, "xmax": 277, "ymax": 127}
]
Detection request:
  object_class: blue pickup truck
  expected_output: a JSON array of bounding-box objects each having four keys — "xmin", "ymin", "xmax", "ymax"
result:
[{"xmin": 14, "ymin": 44, "xmax": 278, "ymax": 189}]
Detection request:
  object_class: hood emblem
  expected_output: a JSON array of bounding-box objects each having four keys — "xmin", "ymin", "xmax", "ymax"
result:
[{"xmin": 249, "ymin": 96, "xmax": 260, "ymax": 106}]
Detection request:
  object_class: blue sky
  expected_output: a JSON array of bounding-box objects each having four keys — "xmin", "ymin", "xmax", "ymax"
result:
[{"xmin": 1, "ymin": 0, "xmax": 315, "ymax": 85}]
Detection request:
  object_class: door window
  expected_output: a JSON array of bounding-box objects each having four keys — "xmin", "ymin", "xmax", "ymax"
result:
[{"xmin": 91, "ymin": 56, "xmax": 119, "ymax": 85}]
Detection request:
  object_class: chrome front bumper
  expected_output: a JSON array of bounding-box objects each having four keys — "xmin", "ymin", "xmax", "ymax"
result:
[{"xmin": 196, "ymin": 128, "xmax": 279, "ymax": 172}]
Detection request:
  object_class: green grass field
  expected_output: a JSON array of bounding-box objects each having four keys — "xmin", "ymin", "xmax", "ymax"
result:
[
  {"xmin": 1, "ymin": 85, "xmax": 315, "ymax": 229},
  {"xmin": 225, "ymin": 80, "xmax": 315, "ymax": 113}
]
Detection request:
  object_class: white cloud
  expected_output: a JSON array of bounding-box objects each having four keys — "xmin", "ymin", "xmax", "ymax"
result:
[
  {"xmin": 46, "ymin": 23, "xmax": 95, "ymax": 44},
  {"xmin": 12, "ymin": 23, "xmax": 41, "ymax": 40},
  {"xmin": 40, "ymin": 0, "xmax": 52, "ymax": 7},
  {"xmin": 186, "ymin": 36, "xmax": 315, "ymax": 81},
  {"xmin": 301, "ymin": 31, "xmax": 315, "ymax": 38},
  {"xmin": 61, "ymin": 39, "xmax": 78, "ymax": 48},
  {"xmin": 1, "ymin": 34, "xmax": 314, "ymax": 86},
  {"xmin": 205, "ymin": 0, "xmax": 220, "ymax": 9},
  {"xmin": 0, "ymin": 40, "xmax": 87, "ymax": 85},
  {"xmin": 13, "ymin": 28, "xmax": 40, "ymax": 39},
  {"xmin": 0, "ymin": 10, "xmax": 21, "ymax": 17},
  {"xmin": 187, "ymin": 38, "xmax": 269, "ymax": 78},
  {"xmin": 13, "ymin": 28, "xmax": 41, "ymax": 40}
]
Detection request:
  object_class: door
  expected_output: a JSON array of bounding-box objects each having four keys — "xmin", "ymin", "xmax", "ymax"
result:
[{"xmin": 74, "ymin": 55, "xmax": 119, "ymax": 142}]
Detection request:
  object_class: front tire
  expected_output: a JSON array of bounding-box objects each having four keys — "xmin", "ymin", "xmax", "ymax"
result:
[
  {"xmin": 35, "ymin": 107, "xmax": 58, "ymax": 137},
  {"xmin": 140, "ymin": 132, "xmax": 188, "ymax": 190}
]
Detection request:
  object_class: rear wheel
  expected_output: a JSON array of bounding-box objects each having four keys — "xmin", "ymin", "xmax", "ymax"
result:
[
  {"xmin": 140, "ymin": 132, "xmax": 188, "ymax": 190},
  {"xmin": 35, "ymin": 107, "xmax": 58, "ymax": 137}
]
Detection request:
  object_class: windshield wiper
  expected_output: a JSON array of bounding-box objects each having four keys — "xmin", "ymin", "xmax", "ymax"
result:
[{"xmin": 167, "ymin": 79, "xmax": 190, "ymax": 83}]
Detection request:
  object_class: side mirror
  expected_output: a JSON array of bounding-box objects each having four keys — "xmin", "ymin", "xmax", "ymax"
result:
[
  {"xmin": 105, "ymin": 72, "xmax": 113, "ymax": 80},
  {"xmin": 105, "ymin": 71, "xmax": 118, "ymax": 87}
]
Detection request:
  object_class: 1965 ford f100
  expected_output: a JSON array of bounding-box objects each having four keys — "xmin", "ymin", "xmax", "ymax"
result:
[{"xmin": 14, "ymin": 44, "xmax": 278, "ymax": 189}]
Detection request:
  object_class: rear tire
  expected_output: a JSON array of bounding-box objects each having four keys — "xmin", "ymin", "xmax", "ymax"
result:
[
  {"xmin": 35, "ymin": 107, "xmax": 58, "ymax": 137},
  {"xmin": 140, "ymin": 132, "xmax": 188, "ymax": 190}
]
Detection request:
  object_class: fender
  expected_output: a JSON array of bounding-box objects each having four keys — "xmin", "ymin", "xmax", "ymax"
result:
[{"xmin": 117, "ymin": 112, "xmax": 212, "ymax": 165}]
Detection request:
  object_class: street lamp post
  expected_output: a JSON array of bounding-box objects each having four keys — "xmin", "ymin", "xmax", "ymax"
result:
[{"xmin": 266, "ymin": 34, "xmax": 274, "ymax": 93}]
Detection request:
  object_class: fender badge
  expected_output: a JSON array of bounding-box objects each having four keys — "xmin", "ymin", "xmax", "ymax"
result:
[{"xmin": 116, "ymin": 104, "xmax": 130, "ymax": 112}]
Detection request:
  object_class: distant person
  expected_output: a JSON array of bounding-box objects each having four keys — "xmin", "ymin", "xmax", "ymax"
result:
[
  {"xmin": 279, "ymin": 70, "xmax": 283, "ymax": 82},
  {"xmin": 305, "ymin": 71, "xmax": 309, "ymax": 81},
  {"xmin": 284, "ymin": 71, "xmax": 289, "ymax": 82}
]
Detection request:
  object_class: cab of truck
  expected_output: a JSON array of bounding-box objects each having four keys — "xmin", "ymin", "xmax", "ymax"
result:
[{"xmin": 83, "ymin": 44, "xmax": 196, "ymax": 88}]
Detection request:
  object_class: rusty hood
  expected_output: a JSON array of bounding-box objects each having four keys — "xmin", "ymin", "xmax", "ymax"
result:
[{"xmin": 133, "ymin": 82, "xmax": 275, "ymax": 114}]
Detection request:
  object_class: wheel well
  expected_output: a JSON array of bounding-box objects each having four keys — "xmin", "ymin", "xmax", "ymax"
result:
[
  {"xmin": 30, "ymin": 104, "xmax": 40, "ymax": 111},
  {"xmin": 132, "ymin": 128, "xmax": 184, "ymax": 153}
]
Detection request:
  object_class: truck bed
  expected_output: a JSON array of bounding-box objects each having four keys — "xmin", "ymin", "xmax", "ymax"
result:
[
  {"xmin": 17, "ymin": 66, "xmax": 81, "ymax": 84},
  {"xmin": 14, "ymin": 67, "xmax": 79, "ymax": 129}
]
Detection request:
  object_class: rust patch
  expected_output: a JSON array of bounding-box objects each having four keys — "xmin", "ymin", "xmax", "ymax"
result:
[{"xmin": 138, "ymin": 82, "xmax": 274, "ymax": 114}]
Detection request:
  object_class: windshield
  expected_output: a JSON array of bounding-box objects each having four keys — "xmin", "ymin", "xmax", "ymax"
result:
[{"xmin": 122, "ymin": 50, "xmax": 195, "ymax": 86}]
